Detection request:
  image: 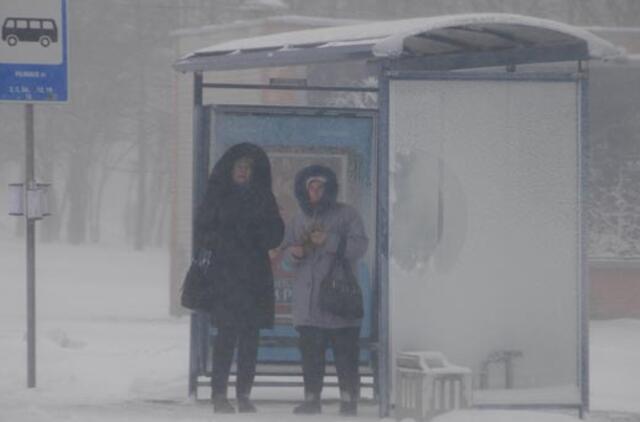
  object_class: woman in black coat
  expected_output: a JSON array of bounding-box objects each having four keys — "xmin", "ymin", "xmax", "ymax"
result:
[{"xmin": 194, "ymin": 142, "xmax": 284, "ymax": 413}]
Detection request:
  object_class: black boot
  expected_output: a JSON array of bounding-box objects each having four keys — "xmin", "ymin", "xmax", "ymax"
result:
[
  {"xmin": 339, "ymin": 390, "xmax": 357, "ymax": 416},
  {"xmin": 293, "ymin": 400, "xmax": 322, "ymax": 415},
  {"xmin": 293, "ymin": 392, "xmax": 322, "ymax": 415},
  {"xmin": 339, "ymin": 400, "xmax": 357, "ymax": 416},
  {"xmin": 237, "ymin": 396, "xmax": 257, "ymax": 413},
  {"xmin": 212, "ymin": 395, "xmax": 235, "ymax": 413}
]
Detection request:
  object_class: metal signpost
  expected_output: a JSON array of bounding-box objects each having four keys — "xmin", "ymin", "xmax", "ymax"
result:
[{"xmin": 1, "ymin": 0, "xmax": 68, "ymax": 388}]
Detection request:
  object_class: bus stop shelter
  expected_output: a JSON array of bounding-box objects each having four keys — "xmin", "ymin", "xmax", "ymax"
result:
[{"xmin": 173, "ymin": 13, "xmax": 624, "ymax": 417}]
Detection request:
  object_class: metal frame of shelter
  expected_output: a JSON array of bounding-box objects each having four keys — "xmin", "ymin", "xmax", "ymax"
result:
[{"xmin": 173, "ymin": 13, "xmax": 624, "ymax": 417}]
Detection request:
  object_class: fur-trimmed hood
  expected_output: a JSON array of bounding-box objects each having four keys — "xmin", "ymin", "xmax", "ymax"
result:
[
  {"xmin": 207, "ymin": 142, "xmax": 273, "ymax": 194},
  {"xmin": 294, "ymin": 164, "xmax": 338, "ymax": 216}
]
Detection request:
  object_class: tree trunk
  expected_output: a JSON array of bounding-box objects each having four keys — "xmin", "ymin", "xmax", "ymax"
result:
[{"xmin": 133, "ymin": 0, "xmax": 147, "ymax": 251}]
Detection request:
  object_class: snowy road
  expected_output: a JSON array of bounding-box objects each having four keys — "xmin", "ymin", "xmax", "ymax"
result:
[{"xmin": 1, "ymin": 239, "xmax": 640, "ymax": 421}]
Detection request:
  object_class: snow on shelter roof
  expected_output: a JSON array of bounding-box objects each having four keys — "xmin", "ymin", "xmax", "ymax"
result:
[{"xmin": 173, "ymin": 13, "xmax": 625, "ymax": 73}]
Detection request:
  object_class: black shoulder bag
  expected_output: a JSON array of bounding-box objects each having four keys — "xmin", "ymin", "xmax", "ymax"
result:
[
  {"xmin": 319, "ymin": 234, "xmax": 364, "ymax": 319},
  {"xmin": 180, "ymin": 249, "xmax": 215, "ymax": 312}
]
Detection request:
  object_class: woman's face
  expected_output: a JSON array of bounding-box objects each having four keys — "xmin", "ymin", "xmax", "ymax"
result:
[
  {"xmin": 307, "ymin": 180, "xmax": 325, "ymax": 205},
  {"xmin": 232, "ymin": 157, "xmax": 253, "ymax": 185}
]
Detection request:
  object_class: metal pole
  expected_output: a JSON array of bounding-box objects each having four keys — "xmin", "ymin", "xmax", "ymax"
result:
[
  {"xmin": 578, "ymin": 62, "xmax": 590, "ymax": 419},
  {"xmin": 201, "ymin": 82, "xmax": 378, "ymax": 93},
  {"xmin": 188, "ymin": 72, "xmax": 204, "ymax": 398},
  {"xmin": 25, "ymin": 103, "xmax": 36, "ymax": 388},
  {"xmin": 376, "ymin": 68, "xmax": 391, "ymax": 418}
]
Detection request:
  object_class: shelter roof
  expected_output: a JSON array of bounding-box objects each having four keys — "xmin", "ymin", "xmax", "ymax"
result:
[{"xmin": 174, "ymin": 13, "xmax": 625, "ymax": 73}]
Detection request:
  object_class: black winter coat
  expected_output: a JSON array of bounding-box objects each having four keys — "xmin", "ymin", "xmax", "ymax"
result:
[{"xmin": 195, "ymin": 143, "xmax": 284, "ymax": 328}]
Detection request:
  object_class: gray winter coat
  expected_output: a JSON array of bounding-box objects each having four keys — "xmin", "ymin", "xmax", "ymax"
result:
[{"xmin": 281, "ymin": 165, "xmax": 369, "ymax": 328}]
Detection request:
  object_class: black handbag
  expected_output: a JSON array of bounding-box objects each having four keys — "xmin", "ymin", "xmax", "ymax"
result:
[
  {"xmin": 319, "ymin": 234, "xmax": 364, "ymax": 319},
  {"xmin": 180, "ymin": 249, "xmax": 215, "ymax": 312}
]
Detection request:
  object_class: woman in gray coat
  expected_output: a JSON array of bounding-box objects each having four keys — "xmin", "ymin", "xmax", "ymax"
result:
[{"xmin": 281, "ymin": 164, "xmax": 368, "ymax": 416}]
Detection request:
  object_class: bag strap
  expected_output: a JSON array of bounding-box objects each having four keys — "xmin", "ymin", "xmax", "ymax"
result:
[{"xmin": 325, "ymin": 232, "xmax": 347, "ymax": 276}]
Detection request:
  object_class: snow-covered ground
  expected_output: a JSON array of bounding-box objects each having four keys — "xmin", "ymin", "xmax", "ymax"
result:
[{"xmin": 1, "ymin": 237, "xmax": 639, "ymax": 422}]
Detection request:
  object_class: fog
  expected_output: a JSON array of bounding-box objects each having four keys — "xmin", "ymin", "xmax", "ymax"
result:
[
  {"xmin": 1, "ymin": 0, "xmax": 639, "ymax": 253},
  {"xmin": 1, "ymin": 1, "xmax": 640, "ymax": 420}
]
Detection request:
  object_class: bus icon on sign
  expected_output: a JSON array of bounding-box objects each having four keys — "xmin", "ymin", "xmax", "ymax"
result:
[{"xmin": 2, "ymin": 17, "xmax": 58, "ymax": 47}]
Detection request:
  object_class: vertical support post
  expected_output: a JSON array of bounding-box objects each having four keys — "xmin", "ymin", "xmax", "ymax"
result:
[
  {"xmin": 376, "ymin": 66, "xmax": 391, "ymax": 417},
  {"xmin": 25, "ymin": 103, "xmax": 36, "ymax": 388},
  {"xmin": 577, "ymin": 62, "xmax": 590, "ymax": 419},
  {"xmin": 188, "ymin": 72, "xmax": 204, "ymax": 398}
]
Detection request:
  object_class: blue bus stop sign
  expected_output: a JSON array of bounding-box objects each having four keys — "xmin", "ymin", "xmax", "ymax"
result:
[{"xmin": 0, "ymin": 0, "xmax": 68, "ymax": 102}]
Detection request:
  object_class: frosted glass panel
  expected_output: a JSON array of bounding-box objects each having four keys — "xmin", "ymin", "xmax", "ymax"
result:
[{"xmin": 389, "ymin": 79, "xmax": 580, "ymax": 405}]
